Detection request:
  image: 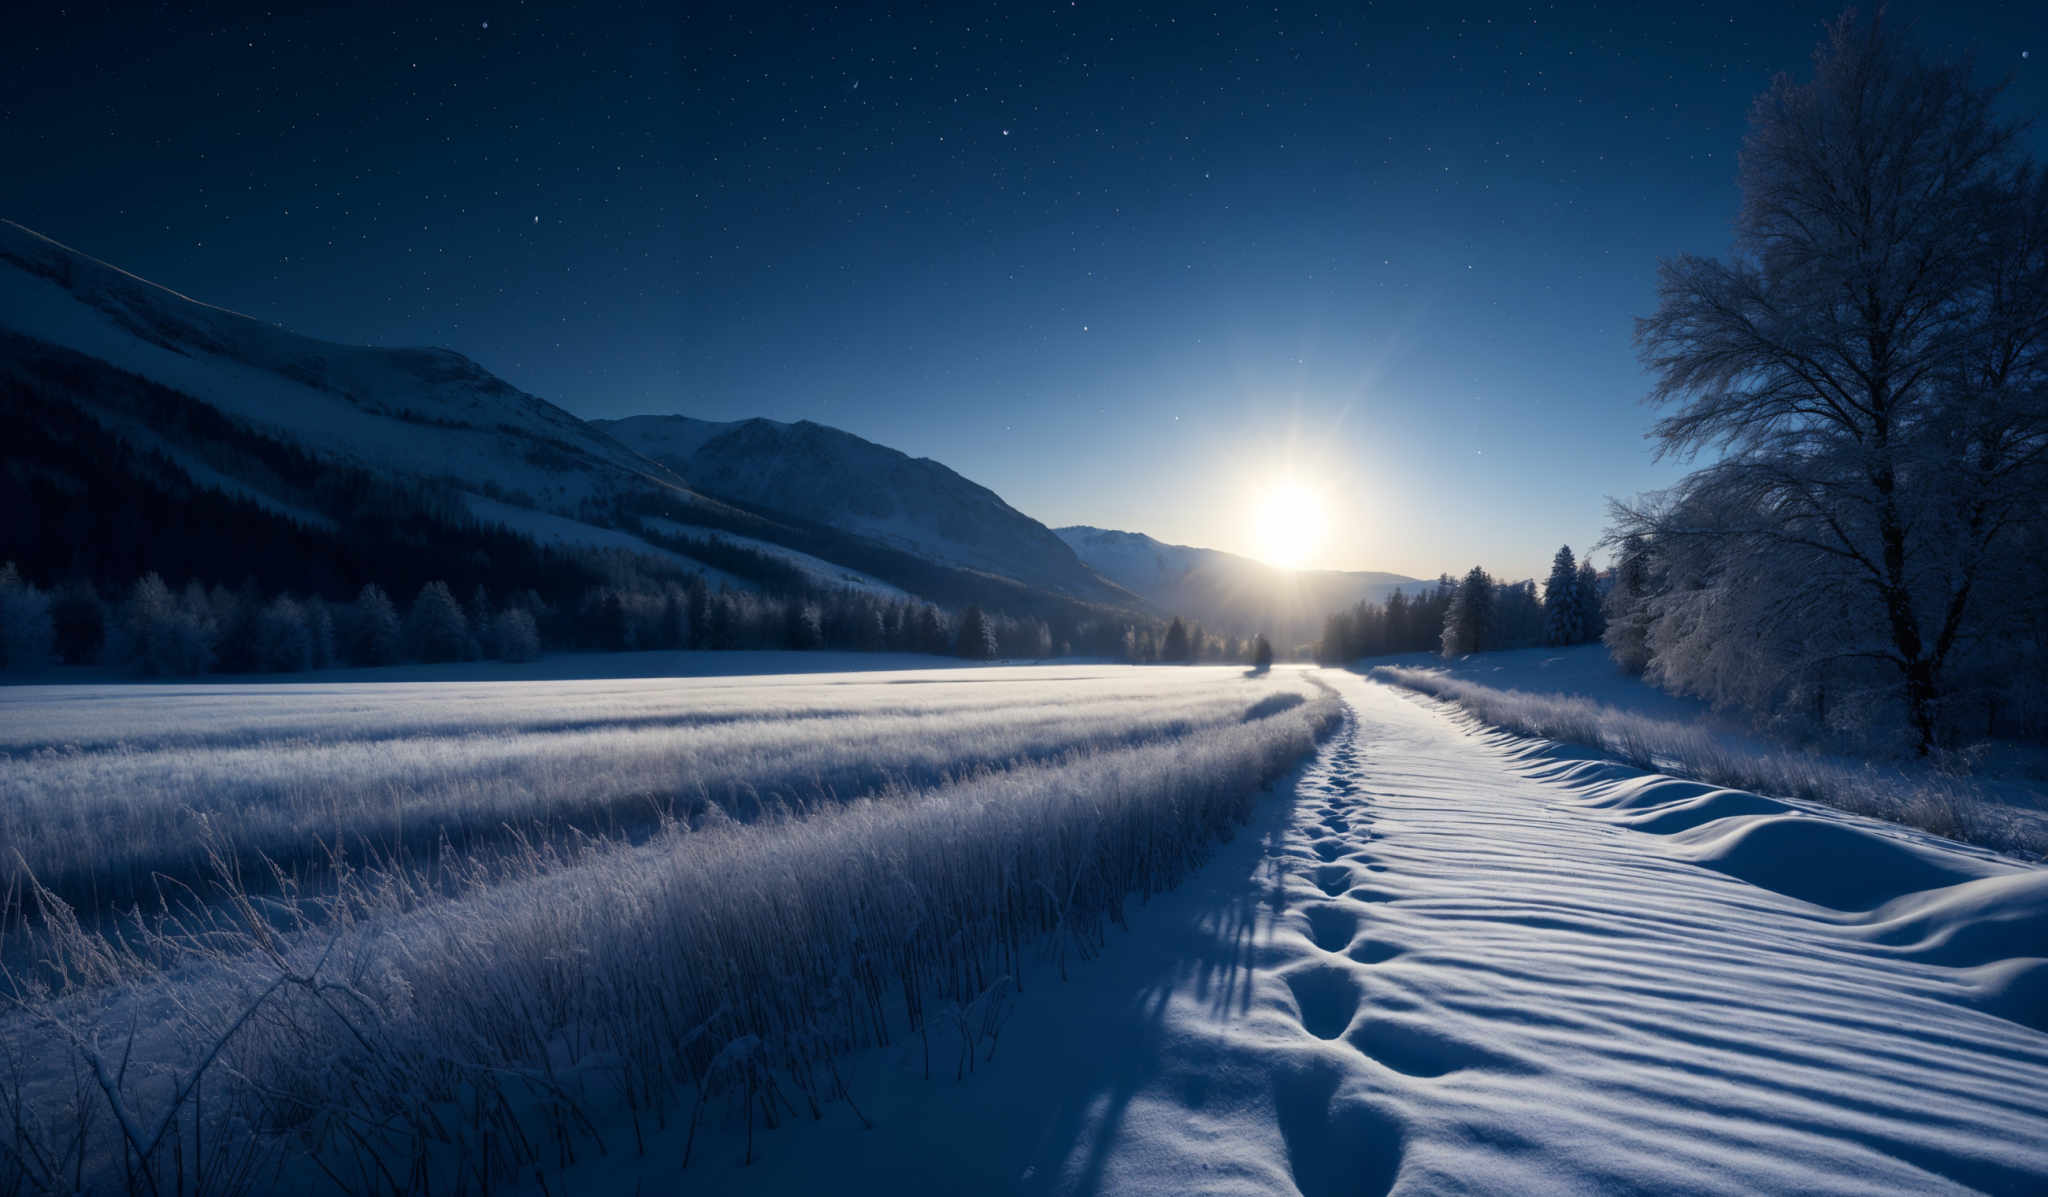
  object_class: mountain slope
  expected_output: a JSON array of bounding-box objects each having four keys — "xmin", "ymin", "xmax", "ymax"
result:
[
  {"xmin": 0, "ymin": 220, "xmax": 692, "ymax": 515},
  {"xmin": 0, "ymin": 221, "xmax": 1146, "ymax": 626},
  {"xmin": 598, "ymin": 414, "xmax": 1133, "ymax": 604},
  {"xmin": 1057, "ymin": 524, "xmax": 1421, "ymax": 647}
]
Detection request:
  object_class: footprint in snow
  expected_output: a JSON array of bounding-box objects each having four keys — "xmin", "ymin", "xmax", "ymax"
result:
[
  {"xmin": 1344, "ymin": 1017, "xmax": 1522, "ymax": 1079},
  {"xmin": 1284, "ymin": 962, "xmax": 1366, "ymax": 1041},
  {"xmin": 1310, "ymin": 838, "xmax": 1350, "ymax": 862},
  {"xmin": 1310, "ymin": 863, "xmax": 1360, "ymax": 896},
  {"xmin": 1301, "ymin": 903, "xmax": 1362, "ymax": 953},
  {"xmin": 1347, "ymin": 938, "xmax": 1408, "ymax": 965}
]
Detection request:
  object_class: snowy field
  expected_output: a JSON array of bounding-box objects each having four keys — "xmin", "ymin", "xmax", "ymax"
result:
[
  {"xmin": 4, "ymin": 662, "xmax": 2045, "ymax": 1194},
  {"xmin": 0, "ymin": 661, "xmax": 1341, "ymax": 1194}
]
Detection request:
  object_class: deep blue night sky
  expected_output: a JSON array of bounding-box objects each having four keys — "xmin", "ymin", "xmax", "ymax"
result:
[{"xmin": 6, "ymin": 2, "xmax": 2041, "ymax": 577}]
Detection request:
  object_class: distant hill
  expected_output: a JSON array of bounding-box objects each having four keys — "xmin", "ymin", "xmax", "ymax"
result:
[
  {"xmin": 1056, "ymin": 525, "xmax": 1424, "ymax": 649},
  {"xmin": 598, "ymin": 414, "xmax": 1134, "ymax": 605}
]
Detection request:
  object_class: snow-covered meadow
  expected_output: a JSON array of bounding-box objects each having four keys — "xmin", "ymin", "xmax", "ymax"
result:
[
  {"xmin": 5, "ymin": 660, "xmax": 2046, "ymax": 1195},
  {"xmin": 0, "ymin": 661, "xmax": 1341, "ymax": 1194}
]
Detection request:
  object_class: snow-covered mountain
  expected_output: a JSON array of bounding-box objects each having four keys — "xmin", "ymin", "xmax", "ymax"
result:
[
  {"xmin": 1057, "ymin": 525, "xmax": 1423, "ymax": 647},
  {"xmin": 598, "ymin": 414, "xmax": 1132, "ymax": 605},
  {"xmin": 0, "ymin": 220, "xmax": 1145, "ymax": 622},
  {"xmin": 0, "ymin": 220, "xmax": 696, "ymax": 517}
]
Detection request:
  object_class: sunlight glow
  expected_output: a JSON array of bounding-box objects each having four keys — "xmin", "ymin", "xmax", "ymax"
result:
[{"xmin": 1250, "ymin": 480, "xmax": 1325, "ymax": 570}]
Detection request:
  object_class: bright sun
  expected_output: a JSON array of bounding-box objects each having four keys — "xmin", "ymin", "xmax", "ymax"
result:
[{"xmin": 1251, "ymin": 481, "xmax": 1325, "ymax": 570}]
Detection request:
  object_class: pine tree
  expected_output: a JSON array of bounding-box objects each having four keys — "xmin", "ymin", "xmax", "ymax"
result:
[
  {"xmin": 955, "ymin": 604, "xmax": 997, "ymax": 660},
  {"xmin": 350, "ymin": 584, "xmax": 402, "ymax": 665},
  {"xmin": 1251, "ymin": 634, "xmax": 1274, "ymax": 672},
  {"xmin": 1442, "ymin": 566, "xmax": 1495, "ymax": 657},
  {"xmin": 1573, "ymin": 559, "xmax": 1605, "ymax": 644},
  {"xmin": 1543, "ymin": 545, "xmax": 1582, "ymax": 646},
  {"xmin": 493, "ymin": 607, "xmax": 541, "ymax": 661},
  {"xmin": 405, "ymin": 581, "xmax": 472, "ymax": 663},
  {"xmin": 120, "ymin": 574, "xmax": 214, "ymax": 675},
  {"xmin": 255, "ymin": 596, "xmax": 313, "ymax": 672},
  {"xmin": 0, "ymin": 564, "xmax": 54, "ymax": 672},
  {"xmin": 1162, "ymin": 617, "xmax": 1191, "ymax": 663}
]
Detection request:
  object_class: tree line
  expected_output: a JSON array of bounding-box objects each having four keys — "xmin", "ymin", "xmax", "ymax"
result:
[
  {"xmin": 0, "ymin": 562, "xmax": 1222, "ymax": 675},
  {"xmin": 1317, "ymin": 546, "xmax": 1606, "ymax": 664},
  {"xmin": 1119, "ymin": 615, "xmax": 1272, "ymax": 667}
]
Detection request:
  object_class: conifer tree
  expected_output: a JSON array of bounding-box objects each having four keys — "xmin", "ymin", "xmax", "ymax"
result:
[
  {"xmin": 406, "ymin": 580, "xmax": 472, "ymax": 663},
  {"xmin": 1442, "ymin": 566, "xmax": 1495, "ymax": 656},
  {"xmin": 955, "ymin": 604, "xmax": 997, "ymax": 660},
  {"xmin": 1543, "ymin": 545, "xmax": 1582, "ymax": 646},
  {"xmin": 1162, "ymin": 617, "xmax": 1191, "ymax": 663},
  {"xmin": 1574, "ymin": 559, "xmax": 1605, "ymax": 644},
  {"xmin": 349, "ymin": 583, "xmax": 402, "ymax": 666}
]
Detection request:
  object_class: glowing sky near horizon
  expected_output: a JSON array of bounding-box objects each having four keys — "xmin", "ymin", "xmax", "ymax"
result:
[{"xmin": 5, "ymin": 2, "xmax": 2040, "ymax": 578}]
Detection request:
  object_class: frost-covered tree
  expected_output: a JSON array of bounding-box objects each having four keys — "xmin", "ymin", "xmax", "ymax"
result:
[
  {"xmin": 1630, "ymin": 12, "xmax": 2048, "ymax": 751},
  {"xmin": 347, "ymin": 584, "xmax": 402, "ymax": 665},
  {"xmin": 116, "ymin": 573, "xmax": 214, "ymax": 675},
  {"xmin": 209, "ymin": 582, "xmax": 264, "ymax": 673},
  {"xmin": 955, "ymin": 604, "xmax": 997, "ymax": 660},
  {"xmin": 1574, "ymin": 559, "xmax": 1605, "ymax": 644},
  {"xmin": 1162, "ymin": 617, "xmax": 1191, "ymax": 663},
  {"xmin": 1441, "ymin": 566, "xmax": 1495, "ymax": 657},
  {"xmin": 1543, "ymin": 546, "xmax": 1582, "ymax": 646},
  {"xmin": 254, "ymin": 596, "xmax": 314, "ymax": 672},
  {"xmin": 1495, "ymin": 579, "xmax": 1543, "ymax": 648},
  {"xmin": 785, "ymin": 601, "xmax": 823, "ymax": 650},
  {"xmin": 1602, "ymin": 534, "xmax": 1655, "ymax": 675},
  {"xmin": 1251, "ymin": 634, "xmax": 1274, "ymax": 672},
  {"xmin": 406, "ymin": 581, "xmax": 472, "ymax": 663},
  {"xmin": 0, "ymin": 563, "xmax": 54, "ymax": 672},
  {"xmin": 493, "ymin": 607, "xmax": 541, "ymax": 662}
]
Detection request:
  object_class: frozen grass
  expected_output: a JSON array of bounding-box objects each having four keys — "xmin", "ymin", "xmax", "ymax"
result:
[
  {"xmin": 1, "ymin": 665, "xmax": 1341, "ymax": 1194},
  {"xmin": 1370, "ymin": 665, "xmax": 2048, "ymax": 860},
  {"xmin": 3, "ymin": 667, "xmax": 1303, "ymax": 914}
]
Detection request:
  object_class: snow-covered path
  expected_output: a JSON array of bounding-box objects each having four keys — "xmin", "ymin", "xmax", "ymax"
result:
[{"xmin": 675, "ymin": 670, "xmax": 2048, "ymax": 1194}]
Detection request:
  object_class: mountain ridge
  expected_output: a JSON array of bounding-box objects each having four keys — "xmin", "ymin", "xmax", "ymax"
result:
[
  {"xmin": 0, "ymin": 221, "xmax": 1141, "ymax": 626},
  {"xmin": 597, "ymin": 413, "xmax": 1134, "ymax": 605}
]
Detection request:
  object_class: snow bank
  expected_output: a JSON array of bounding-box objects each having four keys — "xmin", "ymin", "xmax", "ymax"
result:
[
  {"xmin": 1374, "ymin": 663, "xmax": 2048, "ymax": 858},
  {"xmin": 1471, "ymin": 712, "xmax": 2048, "ymax": 1032}
]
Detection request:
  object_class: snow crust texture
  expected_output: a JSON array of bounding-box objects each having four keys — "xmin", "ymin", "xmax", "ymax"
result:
[{"xmin": 683, "ymin": 671, "xmax": 2048, "ymax": 1195}]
